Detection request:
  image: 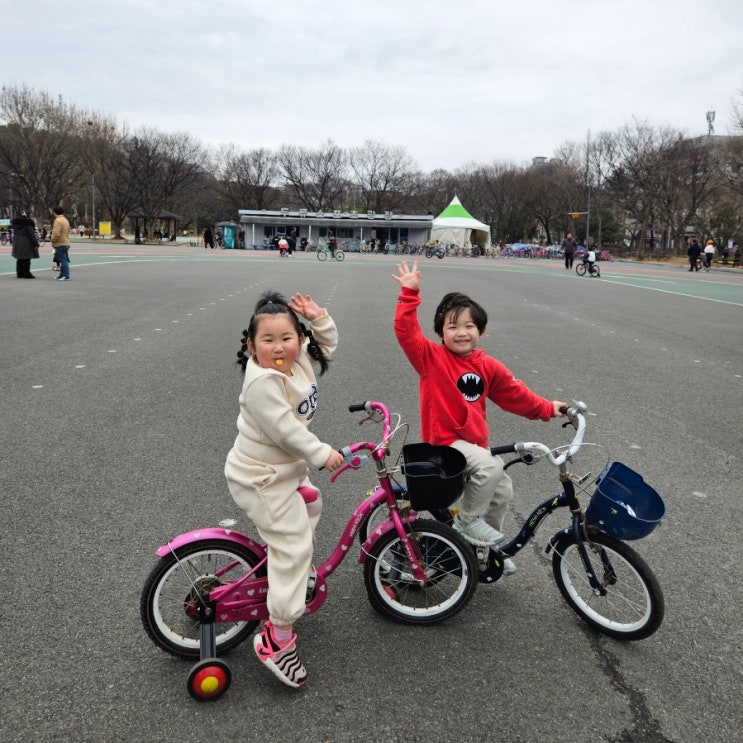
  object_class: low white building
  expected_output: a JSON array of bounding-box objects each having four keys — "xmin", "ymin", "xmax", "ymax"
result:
[{"xmin": 237, "ymin": 208, "xmax": 433, "ymax": 249}]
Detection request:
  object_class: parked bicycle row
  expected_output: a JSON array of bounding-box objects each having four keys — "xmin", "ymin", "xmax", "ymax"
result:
[
  {"xmin": 0, "ymin": 226, "xmax": 48, "ymax": 246},
  {"xmin": 234, "ymin": 237, "xmax": 616, "ymax": 262},
  {"xmin": 336, "ymin": 240, "xmax": 615, "ymax": 261}
]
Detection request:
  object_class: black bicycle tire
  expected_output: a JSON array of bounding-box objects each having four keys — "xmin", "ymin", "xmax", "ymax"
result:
[
  {"xmin": 363, "ymin": 519, "xmax": 478, "ymax": 625},
  {"xmin": 551, "ymin": 531, "xmax": 664, "ymax": 640},
  {"xmin": 140, "ymin": 539, "xmax": 264, "ymax": 659}
]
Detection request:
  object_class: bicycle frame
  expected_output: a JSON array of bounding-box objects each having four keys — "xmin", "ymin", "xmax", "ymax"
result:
[
  {"xmin": 491, "ymin": 474, "xmax": 609, "ymax": 596},
  {"xmin": 156, "ymin": 402, "xmax": 428, "ymax": 624},
  {"xmin": 483, "ymin": 405, "xmax": 614, "ymax": 594}
]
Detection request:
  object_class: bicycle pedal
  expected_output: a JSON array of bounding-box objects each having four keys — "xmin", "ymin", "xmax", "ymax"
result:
[
  {"xmin": 306, "ymin": 571, "xmax": 317, "ymax": 602},
  {"xmin": 475, "ymin": 547, "xmax": 490, "ymax": 572}
]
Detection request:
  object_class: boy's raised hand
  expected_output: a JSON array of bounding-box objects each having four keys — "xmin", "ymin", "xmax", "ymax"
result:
[{"xmin": 392, "ymin": 260, "xmax": 421, "ymax": 290}]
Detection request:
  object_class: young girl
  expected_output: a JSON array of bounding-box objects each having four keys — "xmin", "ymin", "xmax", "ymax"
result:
[
  {"xmin": 392, "ymin": 261, "xmax": 565, "ymax": 576},
  {"xmin": 224, "ymin": 290, "xmax": 344, "ymax": 688}
]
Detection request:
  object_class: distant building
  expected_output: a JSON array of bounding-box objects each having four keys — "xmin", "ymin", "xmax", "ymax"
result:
[{"xmin": 237, "ymin": 208, "xmax": 433, "ymax": 248}]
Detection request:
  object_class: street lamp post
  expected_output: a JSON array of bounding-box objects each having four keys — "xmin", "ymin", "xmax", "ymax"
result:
[
  {"xmin": 8, "ymin": 172, "xmax": 16, "ymax": 219},
  {"xmin": 86, "ymin": 120, "xmax": 97, "ymax": 239},
  {"xmin": 91, "ymin": 173, "xmax": 96, "ymax": 239}
]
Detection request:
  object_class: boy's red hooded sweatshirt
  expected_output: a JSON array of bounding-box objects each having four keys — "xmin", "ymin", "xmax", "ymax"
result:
[{"xmin": 394, "ymin": 287, "xmax": 553, "ymax": 449}]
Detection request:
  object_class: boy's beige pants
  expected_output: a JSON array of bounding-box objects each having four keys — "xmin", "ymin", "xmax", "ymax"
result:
[{"xmin": 450, "ymin": 440, "xmax": 513, "ymax": 531}]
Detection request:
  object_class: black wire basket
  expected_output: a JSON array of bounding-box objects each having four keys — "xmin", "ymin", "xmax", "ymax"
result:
[{"xmin": 401, "ymin": 443, "xmax": 467, "ymax": 511}]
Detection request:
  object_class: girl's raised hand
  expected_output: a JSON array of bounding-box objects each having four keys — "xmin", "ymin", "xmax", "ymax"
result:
[
  {"xmin": 288, "ymin": 293, "xmax": 322, "ymax": 321},
  {"xmin": 392, "ymin": 260, "xmax": 421, "ymax": 290}
]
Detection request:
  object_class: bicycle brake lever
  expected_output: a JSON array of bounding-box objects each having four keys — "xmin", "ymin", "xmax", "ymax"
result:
[
  {"xmin": 358, "ymin": 410, "xmax": 385, "ymax": 426},
  {"xmin": 503, "ymin": 453, "xmax": 535, "ymax": 471},
  {"xmin": 340, "ymin": 446, "xmax": 369, "ymax": 469}
]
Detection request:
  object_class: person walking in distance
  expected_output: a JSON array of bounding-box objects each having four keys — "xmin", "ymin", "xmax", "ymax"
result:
[
  {"xmin": 562, "ymin": 232, "xmax": 578, "ymax": 270},
  {"xmin": 703, "ymin": 240, "xmax": 716, "ymax": 270},
  {"xmin": 51, "ymin": 206, "xmax": 71, "ymax": 281},
  {"xmin": 687, "ymin": 239, "xmax": 702, "ymax": 272}
]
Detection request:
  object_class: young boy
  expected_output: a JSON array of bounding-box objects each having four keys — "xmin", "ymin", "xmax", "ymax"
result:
[{"xmin": 392, "ymin": 261, "xmax": 565, "ymax": 575}]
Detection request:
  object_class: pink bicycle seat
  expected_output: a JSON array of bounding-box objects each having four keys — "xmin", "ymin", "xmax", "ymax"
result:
[{"xmin": 298, "ymin": 486, "xmax": 319, "ymax": 504}]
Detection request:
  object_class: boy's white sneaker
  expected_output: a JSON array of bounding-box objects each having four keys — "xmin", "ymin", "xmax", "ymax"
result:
[{"xmin": 452, "ymin": 515, "xmax": 506, "ymax": 547}]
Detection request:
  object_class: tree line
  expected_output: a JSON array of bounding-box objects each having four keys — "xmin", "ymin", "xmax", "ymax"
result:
[{"xmin": 2, "ymin": 84, "xmax": 742, "ymax": 254}]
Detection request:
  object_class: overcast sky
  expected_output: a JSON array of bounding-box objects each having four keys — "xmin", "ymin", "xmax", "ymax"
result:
[{"xmin": 3, "ymin": 0, "xmax": 742, "ymax": 171}]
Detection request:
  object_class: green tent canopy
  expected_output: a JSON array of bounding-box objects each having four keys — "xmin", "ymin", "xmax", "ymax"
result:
[{"xmin": 431, "ymin": 196, "xmax": 491, "ymax": 247}]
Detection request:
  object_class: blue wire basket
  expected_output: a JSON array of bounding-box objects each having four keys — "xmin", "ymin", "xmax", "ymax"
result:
[{"xmin": 585, "ymin": 462, "xmax": 666, "ymax": 540}]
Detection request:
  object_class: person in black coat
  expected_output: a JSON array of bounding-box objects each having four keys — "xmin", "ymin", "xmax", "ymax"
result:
[
  {"xmin": 687, "ymin": 239, "xmax": 702, "ymax": 272},
  {"xmin": 11, "ymin": 210, "xmax": 40, "ymax": 279}
]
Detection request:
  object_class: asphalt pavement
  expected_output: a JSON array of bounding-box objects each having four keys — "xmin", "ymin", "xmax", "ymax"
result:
[{"xmin": 1, "ymin": 245, "xmax": 741, "ymax": 742}]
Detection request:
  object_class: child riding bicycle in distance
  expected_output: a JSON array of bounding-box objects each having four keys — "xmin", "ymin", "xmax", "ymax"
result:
[
  {"xmin": 392, "ymin": 261, "xmax": 565, "ymax": 576},
  {"xmin": 582, "ymin": 248, "xmax": 598, "ymax": 276},
  {"xmin": 224, "ymin": 290, "xmax": 344, "ymax": 688}
]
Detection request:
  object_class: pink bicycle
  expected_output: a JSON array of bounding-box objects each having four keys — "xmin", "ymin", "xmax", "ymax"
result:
[{"xmin": 140, "ymin": 401, "xmax": 478, "ymax": 700}]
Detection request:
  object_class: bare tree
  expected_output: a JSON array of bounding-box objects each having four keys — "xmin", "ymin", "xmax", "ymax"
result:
[
  {"xmin": 721, "ymin": 88, "xmax": 743, "ymax": 232},
  {"xmin": 477, "ymin": 163, "xmax": 533, "ymax": 244},
  {"xmin": 523, "ymin": 156, "xmax": 583, "ymax": 244},
  {"xmin": 410, "ymin": 168, "xmax": 458, "ymax": 217},
  {"xmin": 656, "ymin": 134, "xmax": 720, "ymax": 251},
  {"xmin": 731, "ymin": 86, "xmax": 743, "ymax": 134},
  {"xmin": 348, "ymin": 140, "xmax": 417, "ymax": 213},
  {"xmin": 277, "ymin": 140, "xmax": 347, "ymax": 211},
  {"xmin": 0, "ymin": 85, "xmax": 87, "ymax": 221},
  {"xmin": 601, "ymin": 120, "xmax": 668, "ymax": 254},
  {"xmin": 586, "ymin": 131, "xmax": 620, "ymax": 248},
  {"xmin": 119, "ymin": 127, "xmax": 207, "ymax": 236},
  {"xmin": 78, "ymin": 116, "xmax": 141, "ymax": 237},
  {"xmin": 172, "ymin": 170, "xmax": 224, "ymax": 236},
  {"xmin": 215, "ymin": 144, "xmax": 280, "ymax": 212},
  {"xmin": 450, "ymin": 163, "xmax": 490, "ymax": 220}
]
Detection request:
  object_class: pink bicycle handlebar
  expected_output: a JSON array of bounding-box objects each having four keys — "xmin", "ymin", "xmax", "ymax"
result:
[{"xmin": 329, "ymin": 402, "xmax": 393, "ymax": 483}]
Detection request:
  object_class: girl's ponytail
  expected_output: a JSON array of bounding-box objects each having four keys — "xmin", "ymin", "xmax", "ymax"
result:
[
  {"xmin": 303, "ymin": 326, "xmax": 330, "ymax": 376},
  {"xmin": 236, "ymin": 329, "xmax": 250, "ymax": 372}
]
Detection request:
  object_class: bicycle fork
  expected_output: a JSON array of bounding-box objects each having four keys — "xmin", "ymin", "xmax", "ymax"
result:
[
  {"xmin": 566, "ymin": 514, "xmax": 611, "ymax": 596},
  {"xmin": 549, "ymin": 479, "xmax": 610, "ymax": 597},
  {"xmin": 392, "ymin": 509, "xmax": 429, "ymax": 585}
]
